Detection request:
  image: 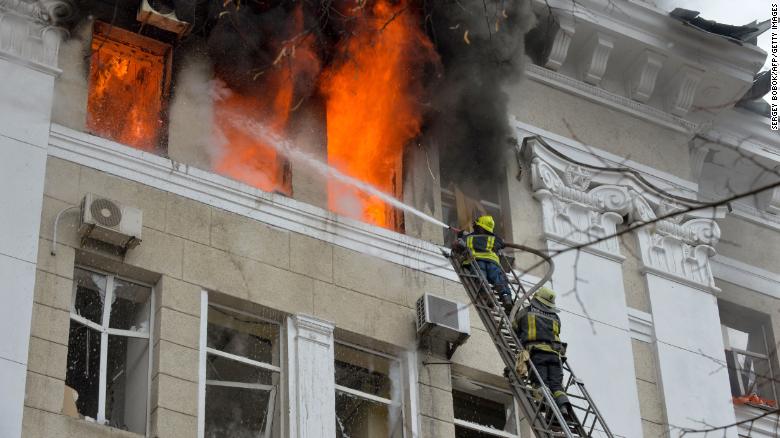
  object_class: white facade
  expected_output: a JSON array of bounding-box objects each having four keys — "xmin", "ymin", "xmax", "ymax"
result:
[{"xmin": 0, "ymin": 0, "xmax": 778, "ymax": 437}]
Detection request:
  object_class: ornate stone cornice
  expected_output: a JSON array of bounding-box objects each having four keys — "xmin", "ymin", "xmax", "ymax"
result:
[
  {"xmin": 521, "ymin": 135, "xmax": 721, "ymax": 290},
  {"xmin": 0, "ymin": 0, "xmax": 76, "ymax": 74}
]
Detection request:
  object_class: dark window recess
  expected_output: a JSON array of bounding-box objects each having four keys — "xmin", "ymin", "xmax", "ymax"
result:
[
  {"xmin": 66, "ymin": 320, "xmax": 101, "ymax": 419},
  {"xmin": 453, "ymin": 390, "xmax": 508, "ymax": 431}
]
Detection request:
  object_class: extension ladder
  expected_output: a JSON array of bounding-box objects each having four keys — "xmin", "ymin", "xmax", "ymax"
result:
[{"xmin": 445, "ymin": 247, "xmax": 614, "ymax": 438}]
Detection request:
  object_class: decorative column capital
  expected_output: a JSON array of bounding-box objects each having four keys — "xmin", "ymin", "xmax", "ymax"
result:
[
  {"xmin": 0, "ymin": 0, "xmax": 76, "ymax": 74},
  {"xmin": 520, "ymin": 135, "xmax": 722, "ymax": 288}
]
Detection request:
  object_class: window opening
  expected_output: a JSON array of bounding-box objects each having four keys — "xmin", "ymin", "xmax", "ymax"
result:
[
  {"xmin": 334, "ymin": 342, "xmax": 403, "ymax": 437},
  {"xmin": 441, "ymin": 186, "xmax": 504, "ymax": 244},
  {"xmin": 65, "ymin": 267, "xmax": 153, "ymax": 434},
  {"xmin": 719, "ymin": 300, "xmax": 778, "ymax": 409},
  {"xmin": 86, "ymin": 21, "xmax": 172, "ymax": 152},
  {"xmin": 452, "ymin": 377, "xmax": 519, "ymax": 438},
  {"xmin": 204, "ymin": 304, "xmax": 281, "ymax": 438}
]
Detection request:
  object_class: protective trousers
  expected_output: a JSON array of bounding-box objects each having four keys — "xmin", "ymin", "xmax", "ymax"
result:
[
  {"xmin": 530, "ymin": 351, "xmax": 569, "ymax": 407},
  {"xmin": 474, "ymin": 259, "xmax": 511, "ymax": 301}
]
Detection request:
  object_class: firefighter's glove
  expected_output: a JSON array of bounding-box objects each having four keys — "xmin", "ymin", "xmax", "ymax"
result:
[{"xmin": 515, "ymin": 349, "xmax": 531, "ymax": 377}]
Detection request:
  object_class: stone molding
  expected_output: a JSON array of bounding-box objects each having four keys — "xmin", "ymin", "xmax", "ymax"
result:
[
  {"xmin": 292, "ymin": 314, "xmax": 334, "ymax": 347},
  {"xmin": 627, "ymin": 308, "xmax": 654, "ymax": 343},
  {"xmin": 665, "ymin": 65, "xmax": 704, "ymax": 116},
  {"xmin": 525, "ymin": 64, "xmax": 697, "ymax": 134},
  {"xmin": 521, "ymin": 135, "xmax": 721, "ymax": 290},
  {"xmin": 626, "ymin": 49, "xmax": 666, "ymax": 103},
  {"xmin": 544, "ymin": 15, "xmax": 575, "ymax": 71},
  {"xmin": 579, "ymin": 32, "xmax": 614, "ymax": 86},
  {"xmin": 47, "ymin": 124, "xmax": 461, "ymax": 282},
  {"xmin": 0, "ymin": 0, "xmax": 74, "ymax": 74}
]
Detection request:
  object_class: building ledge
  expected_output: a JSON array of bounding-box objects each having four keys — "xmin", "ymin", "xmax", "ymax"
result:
[{"xmin": 47, "ymin": 124, "xmax": 459, "ymax": 282}]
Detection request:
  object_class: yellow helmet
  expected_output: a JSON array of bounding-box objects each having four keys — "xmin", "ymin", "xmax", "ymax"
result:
[
  {"xmin": 474, "ymin": 215, "xmax": 495, "ymax": 233},
  {"xmin": 534, "ymin": 287, "xmax": 557, "ymax": 309}
]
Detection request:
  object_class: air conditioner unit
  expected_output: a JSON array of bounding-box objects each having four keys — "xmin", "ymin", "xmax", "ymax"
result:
[
  {"xmin": 79, "ymin": 193, "xmax": 143, "ymax": 250},
  {"xmin": 137, "ymin": 0, "xmax": 191, "ymax": 36},
  {"xmin": 416, "ymin": 293, "xmax": 470, "ymax": 344}
]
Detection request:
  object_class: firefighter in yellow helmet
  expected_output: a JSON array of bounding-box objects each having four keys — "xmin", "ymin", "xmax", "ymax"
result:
[
  {"xmin": 514, "ymin": 287, "xmax": 570, "ymax": 410},
  {"xmin": 455, "ymin": 215, "xmax": 513, "ymax": 313}
]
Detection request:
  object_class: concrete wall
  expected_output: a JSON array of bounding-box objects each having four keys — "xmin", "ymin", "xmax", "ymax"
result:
[
  {"xmin": 23, "ymin": 157, "xmax": 507, "ymax": 437},
  {"xmin": 717, "ymin": 215, "xmax": 780, "ymax": 275},
  {"xmin": 507, "ymin": 79, "xmax": 693, "ymax": 181}
]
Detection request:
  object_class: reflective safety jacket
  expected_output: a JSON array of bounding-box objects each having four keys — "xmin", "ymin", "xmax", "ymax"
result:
[
  {"xmin": 514, "ymin": 302, "xmax": 563, "ymax": 355},
  {"xmin": 459, "ymin": 232, "xmax": 504, "ymax": 265}
]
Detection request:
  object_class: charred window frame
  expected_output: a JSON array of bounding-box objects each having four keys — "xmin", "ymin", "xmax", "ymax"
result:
[
  {"xmin": 334, "ymin": 342, "xmax": 404, "ymax": 437},
  {"xmin": 452, "ymin": 376, "xmax": 520, "ymax": 438},
  {"xmin": 65, "ymin": 267, "xmax": 154, "ymax": 434},
  {"xmin": 718, "ymin": 300, "xmax": 779, "ymax": 409},
  {"xmin": 86, "ymin": 21, "xmax": 173, "ymax": 153},
  {"xmin": 440, "ymin": 187, "xmax": 505, "ymax": 244},
  {"xmin": 199, "ymin": 301, "xmax": 282, "ymax": 438}
]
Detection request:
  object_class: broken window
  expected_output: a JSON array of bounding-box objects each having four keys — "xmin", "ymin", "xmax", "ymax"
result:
[
  {"xmin": 86, "ymin": 21, "xmax": 171, "ymax": 152},
  {"xmin": 452, "ymin": 377, "xmax": 519, "ymax": 438},
  {"xmin": 719, "ymin": 300, "xmax": 779, "ymax": 409},
  {"xmin": 204, "ymin": 304, "xmax": 281, "ymax": 438},
  {"xmin": 334, "ymin": 343, "xmax": 403, "ymax": 437},
  {"xmin": 440, "ymin": 185, "xmax": 505, "ymax": 245},
  {"xmin": 65, "ymin": 268, "xmax": 152, "ymax": 434}
]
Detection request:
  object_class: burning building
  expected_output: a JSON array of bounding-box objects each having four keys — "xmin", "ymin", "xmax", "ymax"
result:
[{"xmin": 1, "ymin": 0, "xmax": 780, "ymax": 437}]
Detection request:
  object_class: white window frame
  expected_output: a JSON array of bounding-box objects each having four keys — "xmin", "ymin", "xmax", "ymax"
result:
[
  {"xmin": 722, "ymin": 324, "xmax": 779, "ymax": 403},
  {"xmin": 334, "ymin": 340, "xmax": 406, "ymax": 437},
  {"xmin": 67, "ymin": 266, "xmax": 155, "ymax": 435},
  {"xmin": 452, "ymin": 376, "xmax": 521, "ymax": 438},
  {"xmin": 197, "ymin": 292, "xmax": 283, "ymax": 438}
]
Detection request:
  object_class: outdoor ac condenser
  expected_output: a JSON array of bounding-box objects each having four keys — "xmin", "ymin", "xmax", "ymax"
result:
[
  {"xmin": 416, "ymin": 293, "xmax": 470, "ymax": 345},
  {"xmin": 79, "ymin": 193, "xmax": 142, "ymax": 250}
]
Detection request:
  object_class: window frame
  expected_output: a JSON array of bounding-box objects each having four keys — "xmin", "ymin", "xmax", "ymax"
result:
[
  {"xmin": 197, "ymin": 295, "xmax": 283, "ymax": 438},
  {"xmin": 67, "ymin": 266, "xmax": 155, "ymax": 435},
  {"xmin": 334, "ymin": 340, "xmax": 406, "ymax": 437},
  {"xmin": 722, "ymin": 323, "xmax": 778, "ymax": 404},
  {"xmin": 451, "ymin": 376, "xmax": 521, "ymax": 438}
]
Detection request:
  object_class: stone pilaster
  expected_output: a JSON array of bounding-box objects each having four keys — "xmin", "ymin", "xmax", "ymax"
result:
[
  {"xmin": 0, "ymin": 1, "xmax": 70, "ymax": 436},
  {"xmin": 286, "ymin": 314, "xmax": 336, "ymax": 438}
]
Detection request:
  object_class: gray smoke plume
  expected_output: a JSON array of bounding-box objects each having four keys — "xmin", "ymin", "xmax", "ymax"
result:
[{"xmin": 425, "ymin": 0, "xmax": 535, "ymax": 199}]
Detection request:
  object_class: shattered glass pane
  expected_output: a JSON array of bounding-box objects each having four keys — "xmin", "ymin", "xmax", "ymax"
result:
[
  {"xmin": 207, "ymin": 306, "xmax": 279, "ymax": 366},
  {"xmin": 105, "ymin": 335, "xmax": 149, "ymax": 434},
  {"xmin": 206, "ymin": 353, "xmax": 275, "ymax": 384},
  {"xmin": 453, "ymin": 388, "xmax": 517, "ymax": 435},
  {"xmin": 72, "ymin": 268, "xmax": 107, "ymax": 324},
  {"xmin": 65, "ymin": 320, "xmax": 101, "ymax": 419},
  {"xmin": 205, "ymin": 384, "xmax": 277, "ymax": 438},
  {"xmin": 334, "ymin": 344, "xmax": 394, "ymax": 399},
  {"xmin": 109, "ymin": 279, "xmax": 152, "ymax": 333},
  {"xmin": 335, "ymin": 392, "xmax": 401, "ymax": 438}
]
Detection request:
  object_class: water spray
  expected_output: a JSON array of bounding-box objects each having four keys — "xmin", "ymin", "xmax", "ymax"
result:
[{"xmin": 220, "ymin": 113, "xmax": 451, "ymax": 230}]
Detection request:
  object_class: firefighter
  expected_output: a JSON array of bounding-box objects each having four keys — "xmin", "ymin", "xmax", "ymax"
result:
[
  {"xmin": 514, "ymin": 287, "xmax": 570, "ymax": 410},
  {"xmin": 454, "ymin": 215, "xmax": 513, "ymax": 313}
]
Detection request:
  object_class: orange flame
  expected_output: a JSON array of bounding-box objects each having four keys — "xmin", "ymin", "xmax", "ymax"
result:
[
  {"xmin": 320, "ymin": 0, "xmax": 435, "ymax": 230},
  {"xmin": 87, "ymin": 23, "xmax": 169, "ymax": 152},
  {"xmin": 213, "ymin": 6, "xmax": 319, "ymax": 195}
]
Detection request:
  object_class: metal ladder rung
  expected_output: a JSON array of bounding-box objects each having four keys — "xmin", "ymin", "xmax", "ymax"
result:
[{"xmin": 447, "ymin": 250, "xmax": 613, "ymax": 438}]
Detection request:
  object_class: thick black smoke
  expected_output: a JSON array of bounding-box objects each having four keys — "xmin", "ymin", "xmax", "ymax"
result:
[{"xmin": 425, "ymin": 0, "xmax": 535, "ymax": 199}]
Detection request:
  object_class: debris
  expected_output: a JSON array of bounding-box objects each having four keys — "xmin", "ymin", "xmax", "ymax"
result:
[
  {"xmin": 463, "ymin": 29, "xmax": 470, "ymax": 44},
  {"xmin": 669, "ymin": 8, "xmax": 771, "ymax": 45}
]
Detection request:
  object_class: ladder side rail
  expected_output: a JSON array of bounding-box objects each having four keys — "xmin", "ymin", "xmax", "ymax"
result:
[
  {"xmin": 449, "ymin": 251, "xmax": 575, "ymax": 438},
  {"xmin": 501, "ymin": 247, "xmax": 616, "ymax": 438},
  {"xmin": 451, "ymin": 264, "xmax": 561, "ymax": 438}
]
